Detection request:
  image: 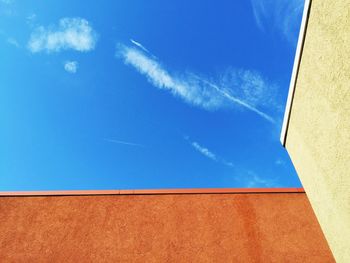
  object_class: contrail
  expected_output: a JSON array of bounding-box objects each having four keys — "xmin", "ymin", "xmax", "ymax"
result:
[
  {"xmin": 119, "ymin": 42, "xmax": 275, "ymax": 124},
  {"xmin": 103, "ymin": 138, "xmax": 144, "ymax": 147},
  {"xmin": 192, "ymin": 75, "xmax": 275, "ymax": 123},
  {"xmin": 130, "ymin": 39, "xmax": 150, "ymax": 54}
]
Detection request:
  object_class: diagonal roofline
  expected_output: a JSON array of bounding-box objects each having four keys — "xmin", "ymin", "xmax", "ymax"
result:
[{"xmin": 280, "ymin": 0, "xmax": 312, "ymax": 146}]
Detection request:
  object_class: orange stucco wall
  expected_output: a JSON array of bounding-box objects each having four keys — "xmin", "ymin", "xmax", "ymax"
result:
[{"xmin": 0, "ymin": 192, "xmax": 334, "ymax": 262}]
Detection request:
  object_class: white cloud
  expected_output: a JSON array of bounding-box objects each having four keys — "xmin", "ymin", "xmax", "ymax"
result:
[
  {"xmin": 64, "ymin": 61, "xmax": 78, "ymax": 73},
  {"xmin": 28, "ymin": 17, "xmax": 98, "ymax": 53},
  {"xmin": 117, "ymin": 43, "xmax": 276, "ymax": 123},
  {"xmin": 251, "ymin": 0, "xmax": 304, "ymax": 43}
]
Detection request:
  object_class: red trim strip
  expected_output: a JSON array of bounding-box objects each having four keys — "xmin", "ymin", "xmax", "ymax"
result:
[{"xmin": 0, "ymin": 188, "xmax": 305, "ymax": 196}]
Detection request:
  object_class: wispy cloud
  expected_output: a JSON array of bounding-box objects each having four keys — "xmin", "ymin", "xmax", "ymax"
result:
[
  {"xmin": 26, "ymin": 13, "xmax": 37, "ymax": 27},
  {"xmin": 116, "ymin": 43, "xmax": 276, "ymax": 123},
  {"xmin": 195, "ymin": 75, "xmax": 275, "ymax": 123},
  {"xmin": 219, "ymin": 69, "xmax": 280, "ymax": 110},
  {"xmin": 7, "ymin": 37, "xmax": 19, "ymax": 48},
  {"xmin": 103, "ymin": 138, "xmax": 144, "ymax": 147},
  {"xmin": 243, "ymin": 171, "xmax": 278, "ymax": 187},
  {"xmin": 0, "ymin": 0, "xmax": 15, "ymax": 16},
  {"xmin": 191, "ymin": 141, "xmax": 217, "ymax": 161},
  {"xmin": 0, "ymin": 0, "xmax": 13, "ymax": 4},
  {"xmin": 246, "ymin": 175, "xmax": 277, "ymax": 187},
  {"xmin": 275, "ymin": 158, "xmax": 285, "ymax": 166},
  {"xmin": 222, "ymin": 160, "xmax": 235, "ymax": 168},
  {"xmin": 64, "ymin": 61, "xmax": 78, "ymax": 73},
  {"xmin": 189, "ymin": 139, "xmax": 234, "ymax": 168},
  {"xmin": 28, "ymin": 17, "xmax": 98, "ymax": 53},
  {"xmin": 116, "ymin": 44, "xmax": 223, "ymax": 110},
  {"xmin": 190, "ymin": 141, "xmax": 279, "ymax": 185},
  {"xmin": 251, "ymin": 0, "xmax": 304, "ymax": 43}
]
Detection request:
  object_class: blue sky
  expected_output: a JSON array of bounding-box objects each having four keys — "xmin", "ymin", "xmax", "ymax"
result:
[{"xmin": 0, "ymin": 0, "xmax": 304, "ymax": 191}]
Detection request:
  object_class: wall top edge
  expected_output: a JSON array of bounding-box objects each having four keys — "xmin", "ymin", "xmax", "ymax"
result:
[{"xmin": 0, "ymin": 188, "xmax": 305, "ymax": 197}]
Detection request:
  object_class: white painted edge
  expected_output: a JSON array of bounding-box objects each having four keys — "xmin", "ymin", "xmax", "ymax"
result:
[{"xmin": 280, "ymin": 0, "xmax": 312, "ymax": 146}]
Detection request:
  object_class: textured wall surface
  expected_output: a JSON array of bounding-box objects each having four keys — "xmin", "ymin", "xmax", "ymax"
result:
[
  {"xmin": 0, "ymin": 193, "xmax": 333, "ymax": 262},
  {"xmin": 285, "ymin": 0, "xmax": 350, "ymax": 262}
]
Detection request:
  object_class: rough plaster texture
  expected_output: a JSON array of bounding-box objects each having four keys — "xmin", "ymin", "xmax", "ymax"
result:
[
  {"xmin": 0, "ymin": 193, "xmax": 333, "ymax": 262},
  {"xmin": 285, "ymin": 0, "xmax": 350, "ymax": 262}
]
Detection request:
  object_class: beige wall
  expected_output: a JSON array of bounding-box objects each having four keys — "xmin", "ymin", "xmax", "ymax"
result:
[{"xmin": 285, "ymin": 0, "xmax": 350, "ymax": 262}]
